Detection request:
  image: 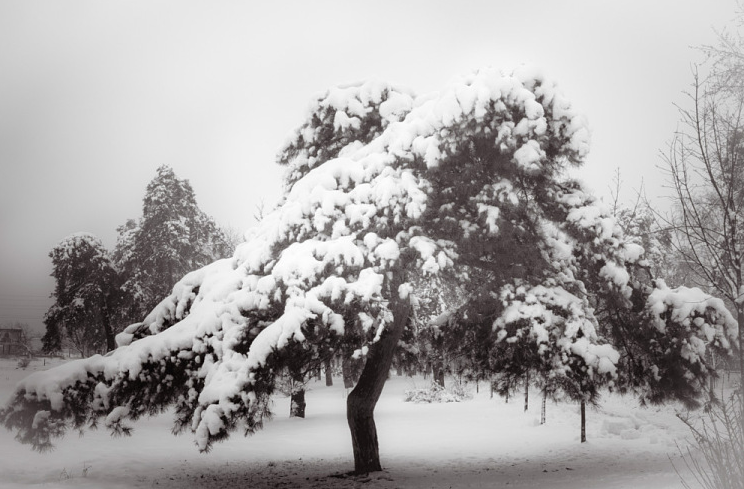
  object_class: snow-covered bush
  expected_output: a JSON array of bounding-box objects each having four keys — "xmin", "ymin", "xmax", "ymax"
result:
[
  {"xmin": 448, "ymin": 379, "xmax": 473, "ymax": 401},
  {"xmin": 403, "ymin": 382, "xmax": 472, "ymax": 403}
]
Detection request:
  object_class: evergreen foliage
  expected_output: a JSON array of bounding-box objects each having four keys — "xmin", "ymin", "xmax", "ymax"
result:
[
  {"xmin": 1, "ymin": 69, "xmax": 738, "ymax": 474},
  {"xmin": 42, "ymin": 233, "xmax": 121, "ymax": 355},
  {"xmin": 113, "ymin": 165, "xmax": 233, "ymax": 319}
]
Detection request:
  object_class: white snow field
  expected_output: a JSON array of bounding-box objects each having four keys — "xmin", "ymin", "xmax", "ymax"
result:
[{"xmin": 0, "ymin": 357, "xmax": 714, "ymax": 489}]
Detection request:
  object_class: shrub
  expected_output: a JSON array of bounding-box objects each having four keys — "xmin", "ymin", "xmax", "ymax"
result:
[
  {"xmin": 404, "ymin": 382, "xmax": 472, "ymax": 403},
  {"xmin": 16, "ymin": 356, "xmax": 30, "ymax": 369},
  {"xmin": 675, "ymin": 390, "xmax": 743, "ymax": 489}
]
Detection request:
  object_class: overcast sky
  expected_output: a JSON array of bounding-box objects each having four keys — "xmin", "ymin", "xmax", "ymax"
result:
[{"xmin": 0, "ymin": 0, "xmax": 736, "ymax": 333}]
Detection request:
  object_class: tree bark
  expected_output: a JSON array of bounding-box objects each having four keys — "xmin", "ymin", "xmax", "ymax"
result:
[
  {"xmin": 580, "ymin": 400, "xmax": 586, "ymax": 443},
  {"xmin": 709, "ymin": 366, "xmax": 716, "ymax": 396},
  {"xmin": 325, "ymin": 358, "xmax": 333, "ymax": 387},
  {"xmin": 737, "ymin": 304, "xmax": 744, "ymax": 380},
  {"xmin": 541, "ymin": 388, "xmax": 547, "ymax": 425},
  {"xmin": 739, "ymin": 305, "xmax": 744, "ymax": 441},
  {"xmin": 100, "ymin": 304, "xmax": 116, "ymax": 353},
  {"xmin": 346, "ymin": 293, "xmax": 410, "ymax": 474},
  {"xmin": 434, "ymin": 363, "xmax": 445, "ymax": 389},
  {"xmin": 342, "ymin": 356, "xmax": 355, "ymax": 389},
  {"xmin": 290, "ymin": 389, "xmax": 306, "ymax": 418}
]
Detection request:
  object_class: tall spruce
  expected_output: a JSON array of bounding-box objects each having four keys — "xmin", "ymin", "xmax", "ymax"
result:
[{"xmin": 113, "ymin": 166, "xmax": 232, "ymax": 318}]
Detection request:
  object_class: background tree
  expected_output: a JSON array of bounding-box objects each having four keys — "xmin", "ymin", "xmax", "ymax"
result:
[
  {"xmin": 42, "ymin": 233, "xmax": 121, "ymax": 356},
  {"xmin": 2, "ymin": 69, "xmax": 737, "ymax": 476},
  {"xmin": 113, "ymin": 166, "xmax": 233, "ymax": 319},
  {"xmin": 409, "ymin": 273, "xmax": 464, "ymax": 387},
  {"xmin": 220, "ymin": 224, "xmax": 246, "ymax": 254},
  {"xmin": 608, "ymin": 170, "xmax": 685, "ymax": 287},
  {"xmin": 654, "ymin": 64, "xmax": 744, "ymax": 405}
]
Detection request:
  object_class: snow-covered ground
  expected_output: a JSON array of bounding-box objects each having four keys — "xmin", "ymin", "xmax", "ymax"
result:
[{"xmin": 0, "ymin": 357, "xmax": 717, "ymax": 488}]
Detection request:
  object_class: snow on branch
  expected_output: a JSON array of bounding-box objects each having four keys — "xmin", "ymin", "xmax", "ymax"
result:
[{"xmin": 2, "ymin": 66, "xmax": 606, "ymax": 452}]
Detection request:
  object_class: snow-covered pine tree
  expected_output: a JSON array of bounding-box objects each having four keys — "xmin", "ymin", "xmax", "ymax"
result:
[
  {"xmin": 409, "ymin": 273, "xmax": 465, "ymax": 387},
  {"xmin": 113, "ymin": 166, "xmax": 233, "ymax": 319},
  {"xmin": 110, "ymin": 218, "xmax": 141, "ymax": 325},
  {"xmin": 278, "ymin": 81, "xmax": 418, "ymax": 411},
  {"xmin": 277, "ymin": 80, "xmax": 415, "ymax": 192},
  {"xmin": 435, "ymin": 174, "xmax": 738, "ymax": 441},
  {"xmin": 612, "ymin": 202, "xmax": 687, "ymax": 287},
  {"xmin": 1, "ymin": 68, "xmax": 738, "ymax": 475},
  {"xmin": 42, "ymin": 233, "xmax": 121, "ymax": 355}
]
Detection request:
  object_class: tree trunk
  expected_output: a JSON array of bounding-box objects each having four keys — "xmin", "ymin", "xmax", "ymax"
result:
[
  {"xmin": 100, "ymin": 303, "xmax": 116, "ymax": 352},
  {"xmin": 342, "ymin": 356, "xmax": 355, "ymax": 389},
  {"xmin": 541, "ymin": 388, "xmax": 547, "ymax": 425},
  {"xmin": 324, "ymin": 358, "xmax": 333, "ymax": 387},
  {"xmin": 396, "ymin": 363, "xmax": 402, "ymax": 377},
  {"xmin": 738, "ymin": 305, "xmax": 744, "ymax": 441},
  {"xmin": 709, "ymin": 369, "xmax": 716, "ymax": 396},
  {"xmin": 346, "ymin": 293, "xmax": 410, "ymax": 474},
  {"xmin": 290, "ymin": 388, "xmax": 306, "ymax": 418},
  {"xmin": 523, "ymin": 372, "xmax": 529, "ymax": 412},
  {"xmin": 580, "ymin": 400, "xmax": 586, "ymax": 443},
  {"xmin": 434, "ymin": 364, "xmax": 445, "ymax": 389}
]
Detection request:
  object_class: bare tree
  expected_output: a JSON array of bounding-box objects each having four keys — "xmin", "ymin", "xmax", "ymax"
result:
[
  {"xmin": 700, "ymin": 1, "xmax": 744, "ymax": 96},
  {"xmin": 610, "ymin": 170, "xmax": 686, "ymax": 286},
  {"xmin": 253, "ymin": 198, "xmax": 265, "ymax": 223},
  {"xmin": 220, "ymin": 224, "xmax": 245, "ymax": 253},
  {"xmin": 656, "ymin": 67, "xmax": 744, "ymax": 412}
]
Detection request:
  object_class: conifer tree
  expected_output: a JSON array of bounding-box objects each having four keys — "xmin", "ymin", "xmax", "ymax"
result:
[
  {"xmin": 113, "ymin": 166, "xmax": 232, "ymax": 319},
  {"xmin": 2, "ymin": 68, "xmax": 737, "ymax": 475},
  {"xmin": 42, "ymin": 233, "xmax": 121, "ymax": 355}
]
